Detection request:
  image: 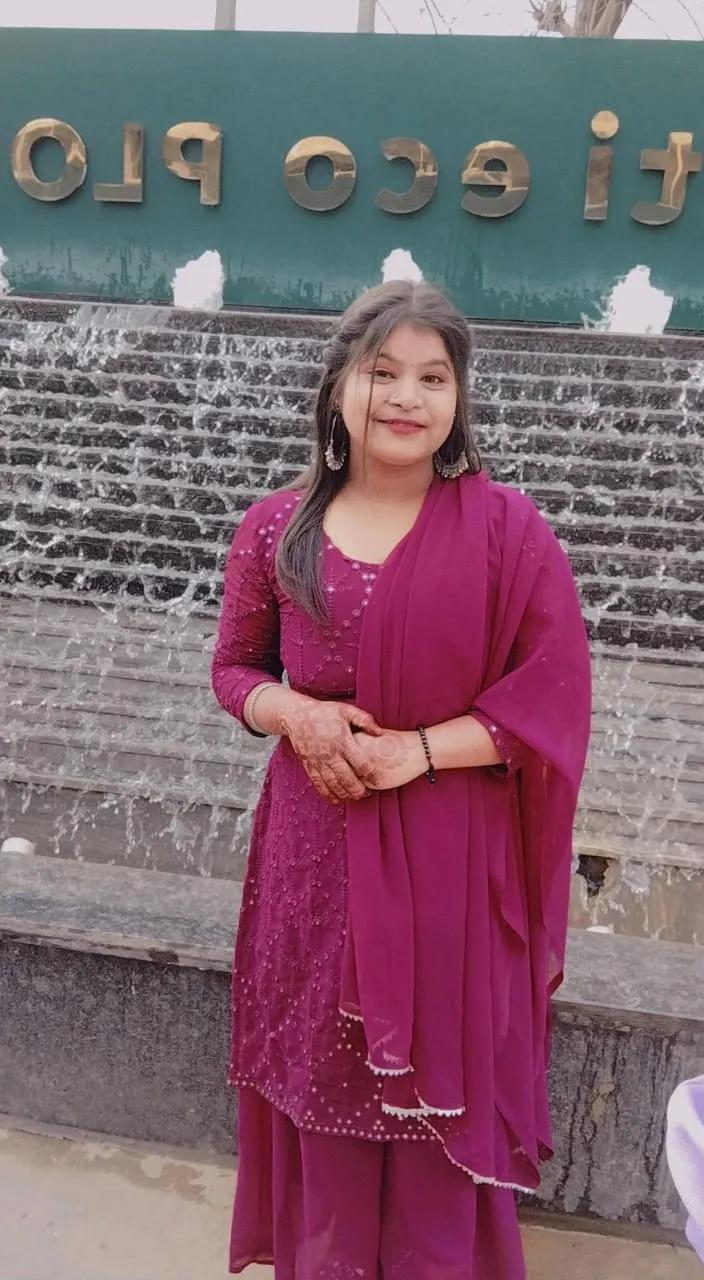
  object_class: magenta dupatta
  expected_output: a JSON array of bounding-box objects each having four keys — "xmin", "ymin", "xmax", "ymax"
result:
[{"xmin": 341, "ymin": 471, "xmax": 592, "ymax": 1189}]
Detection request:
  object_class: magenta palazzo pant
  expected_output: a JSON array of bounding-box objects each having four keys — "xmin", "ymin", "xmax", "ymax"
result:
[{"xmin": 230, "ymin": 1089, "xmax": 526, "ymax": 1279}]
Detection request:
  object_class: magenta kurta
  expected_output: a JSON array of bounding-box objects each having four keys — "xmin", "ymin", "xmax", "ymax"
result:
[
  {"xmin": 211, "ymin": 473, "xmax": 590, "ymax": 1198},
  {"xmin": 212, "ymin": 485, "xmax": 526, "ymax": 1148},
  {"xmin": 214, "ymin": 490, "xmax": 429, "ymax": 1141}
]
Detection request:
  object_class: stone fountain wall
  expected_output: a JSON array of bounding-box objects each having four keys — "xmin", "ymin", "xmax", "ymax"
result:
[{"xmin": 1, "ymin": 297, "xmax": 702, "ymax": 938}]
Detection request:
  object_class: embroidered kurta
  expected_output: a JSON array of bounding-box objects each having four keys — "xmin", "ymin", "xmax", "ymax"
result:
[{"xmin": 211, "ymin": 488, "xmax": 525, "ymax": 1147}]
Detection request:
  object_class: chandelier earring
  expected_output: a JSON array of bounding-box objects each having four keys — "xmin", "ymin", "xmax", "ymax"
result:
[
  {"xmin": 325, "ymin": 410, "xmax": 348, "ymax": 472},
  {"xmin": 433, "ymin": 426, "xmax": 470, "ymax": 480}
]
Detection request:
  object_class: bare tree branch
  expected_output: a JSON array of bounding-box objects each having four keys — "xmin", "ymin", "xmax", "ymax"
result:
[
  {"xmin": 631, "ymin": 1, "xmax": 672, "ymax": 37},
  {"xmin": 591, "ymin": 0, "xmax": 635, "ymax": 38},
  {"xmin": 529, "ymin": 1, "xmax": 575, "ymax": 36},
  {"xmin": 528, "ymin": 0, "xmax": 635, "ymax": 37},
  {"xmin": 672, "ymin": 0, "xmax": 704, "ymax": 39},
  {"xmin": 421, "ymin": 0, "xmax": 703, "ymax": 40},
  {"xmin": 423, "ymin": 3, "xmax": 441, "ymax": 34},
  {"xmin": 377, "ymin": 1, "xmax": 400, "ymax": 33}
]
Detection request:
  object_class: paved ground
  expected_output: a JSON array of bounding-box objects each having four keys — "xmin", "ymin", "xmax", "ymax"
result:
[{"xmin": 0, "ymin": 1122, "xmax": 700, "ymax": 1280}]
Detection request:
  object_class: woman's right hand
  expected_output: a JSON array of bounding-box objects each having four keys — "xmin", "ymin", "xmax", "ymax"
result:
[{"xmin": 280, "ymin": 695, "xmax": 383, "ymax": 804}]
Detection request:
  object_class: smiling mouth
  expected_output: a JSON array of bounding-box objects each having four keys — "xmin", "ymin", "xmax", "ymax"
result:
[{"xmin": 379, "ymin": 418, "xmax": 425, "ymax": 432}]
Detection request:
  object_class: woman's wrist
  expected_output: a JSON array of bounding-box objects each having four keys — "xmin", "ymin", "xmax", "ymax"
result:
[
  {"xmin": 424, "ymin": 716, "xmax": 502, "ymax": 772},
  {"xmin": 244, "ymin": 684, "xmax": 310, "ymax": 737},
  {"xmin": 404, "ymin": 731, "xmax": 431, "ymax": 780}
]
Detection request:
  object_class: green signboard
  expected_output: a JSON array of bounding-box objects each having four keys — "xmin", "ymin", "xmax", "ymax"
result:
[{"xmin": 1, "ymin": 29, "xmax": 704, "ymax": 327}]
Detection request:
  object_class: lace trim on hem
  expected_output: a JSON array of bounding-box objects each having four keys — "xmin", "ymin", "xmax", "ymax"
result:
[
  {"xmin": 365, "ymin": 1059, "xmax": 413, "ymax": 1078},
  {"xmin": 382, "ymin": 1101, "xmax": 465, "ymax": 1119},
  {"xmin": 419, "ymin": 1118, "xmax": 538, "ymax": 1193},
  {"xmin": 338, "ymin": 1006, "xmax": 364, "ymax": 1023},
  {"xmin": 418, "ymin": 1099, "xmax": 465, "ymax": 1117}
]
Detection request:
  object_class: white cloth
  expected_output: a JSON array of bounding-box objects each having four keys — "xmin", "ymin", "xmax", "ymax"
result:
[{"xmin": 667, "ymin": 1075, "xmax": 704, "ymax": 1262}]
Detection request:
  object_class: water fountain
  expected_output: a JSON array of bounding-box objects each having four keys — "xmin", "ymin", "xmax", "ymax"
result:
[
  {"xmin": 0, "ymin": 297, "xmax": 701, "ymax": 931},
  {"xmin": 0, "ymin": 294, "xmax": 702, "ymax": 1229}
]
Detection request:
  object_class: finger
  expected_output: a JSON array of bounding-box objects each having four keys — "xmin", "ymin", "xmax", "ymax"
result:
[
  {"xmin": 343, "ymin": 740, "xmax": 379, "ymax": 788},
  {"xmin": 306, "ymin": 765, "xmax": 338, "ymax": 804},
  {"xmin": 343, "ymin": 706, "xmax": 384, "ymax": 737},
  {"xmin": 322, "ymin": 758, "xmax": 367, "ymax": 803}
]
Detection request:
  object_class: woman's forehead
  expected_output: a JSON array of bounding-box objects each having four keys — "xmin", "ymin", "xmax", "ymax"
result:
[{"xmin": 362, "ymin": 322, "xmax": 451, "ymax": 365}]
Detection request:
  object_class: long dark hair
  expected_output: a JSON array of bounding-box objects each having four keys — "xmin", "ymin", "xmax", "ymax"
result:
[{"xmin": 276, "ymin": 281, "xmax": 481, "ymax": 624}]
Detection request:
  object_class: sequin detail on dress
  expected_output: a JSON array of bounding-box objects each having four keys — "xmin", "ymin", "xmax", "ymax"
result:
[{"xmin": 211, "ymin": 490, "xmax": 525, "ymax": 1143}]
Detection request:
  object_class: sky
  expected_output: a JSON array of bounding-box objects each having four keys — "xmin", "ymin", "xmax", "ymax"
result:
[{"xmin": 0, "ymin": 0, "xmax": 702, "ymax": 40}]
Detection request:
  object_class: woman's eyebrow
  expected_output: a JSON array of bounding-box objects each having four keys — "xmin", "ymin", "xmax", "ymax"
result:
[{"xmin": 375, "ymin": 351, "xmax": 452, "ymax": 370}]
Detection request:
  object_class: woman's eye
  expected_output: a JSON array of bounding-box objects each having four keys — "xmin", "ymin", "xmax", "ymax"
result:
[
  {"xmin": 372, "ymin": 368, "xmax": 393, "ymax": 379},
  {"xmin": 423, "ymin": 375, "xmax": 445, "ymax": 385}
]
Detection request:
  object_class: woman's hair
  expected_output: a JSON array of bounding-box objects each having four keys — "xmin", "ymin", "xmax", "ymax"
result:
[{"xmin": 275, "ymin": 280, "xmax": 481, "ymax": 624}]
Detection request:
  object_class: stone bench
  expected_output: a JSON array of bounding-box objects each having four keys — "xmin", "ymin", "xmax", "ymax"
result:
[{"xmin": 1, "ymin": 849, "xmax": 702, "ymax": 1236}]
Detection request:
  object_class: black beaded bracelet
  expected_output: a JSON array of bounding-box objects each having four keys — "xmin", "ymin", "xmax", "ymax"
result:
[{"xmin": 416, "ymin": 725, "xmax": 437, "ymax": 785}]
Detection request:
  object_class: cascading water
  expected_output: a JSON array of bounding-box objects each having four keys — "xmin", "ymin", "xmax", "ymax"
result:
[{"xmin": 0, "ymin": 298, "xmax": 701, "ymax": 942}]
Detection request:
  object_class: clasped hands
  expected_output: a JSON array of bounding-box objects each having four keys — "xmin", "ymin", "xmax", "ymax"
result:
[{"xmin": 281, "ymin": 697, "xmax": 427, "ymax": 805}]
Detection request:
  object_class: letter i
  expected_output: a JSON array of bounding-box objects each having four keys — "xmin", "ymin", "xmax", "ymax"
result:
[{"xmin": 584, "ymin": 110, "xmax": 620, "ymax": 222}]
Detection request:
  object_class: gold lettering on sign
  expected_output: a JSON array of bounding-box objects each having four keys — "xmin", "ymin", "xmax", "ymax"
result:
[
  {"xmin": 461, "ymin": 141, "xmax": 530, "ymax": 218},
  {"xmin": 12, "ymin": 118, "xmax": 87, "ymax": 202},
  {"xmin": 163, "ymin": 123, "xmax": 222, "ymax": 205},
  {"xmin": 375, "ymin": 138, "xmax": 438, "ymax": 215},
  {"xmin": 584, "ymin": 110, "xmax": 619, "ymax": 222},
  {"xmin": 283, "ymin": 137, "xmax": 356, "ymax": 212},
  {"xmin": 94, "ymin": 123, "xmax": 144, "ymax": 203},
  {"xmin": 632, "ymin": 132, "xmax": 702, "ymax": 226}
]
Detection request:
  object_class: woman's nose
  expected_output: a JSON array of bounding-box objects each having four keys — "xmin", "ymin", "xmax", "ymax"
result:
[{"xmin": 388, "ymin": 376, "xmax": 422, "ymax": 407}]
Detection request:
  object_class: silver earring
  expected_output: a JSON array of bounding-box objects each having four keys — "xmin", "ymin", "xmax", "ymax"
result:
[
  {"xmin": 433, "ymin": 450, "xmax": 470, "ymax": 480},
  {"xmin": 325, "ymin": 411, "xmax": 348, "ymax": 472}
]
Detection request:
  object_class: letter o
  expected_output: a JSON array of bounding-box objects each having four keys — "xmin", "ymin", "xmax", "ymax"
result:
[
  {"xmin": 283, "ymin": 136, "xmax": 356, "ymax": 212},
  {"xmin": 12, "ymin": 119, "xmax": 87, "ymax": 202}
]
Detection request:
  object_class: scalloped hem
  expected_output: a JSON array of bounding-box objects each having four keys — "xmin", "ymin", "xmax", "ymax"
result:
[
  {"xmin": 338, "ymin": 1005, "xmax": 364, "ymax": 1023},
  {"xmin": 420, "ymin": 1119, "xmax": 538, "ymax": 1193},
  {"xmin": 382, "ymin": 1101, "xmax": 465, "ymax": 1119},
  {"xmin": 365, "ymin": 1059, "xmax": 414, "ymax": 1078}
]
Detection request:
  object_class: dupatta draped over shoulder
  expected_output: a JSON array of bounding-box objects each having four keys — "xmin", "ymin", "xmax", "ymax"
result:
[{"xmin": 341, "ymin": 472, "xmax": 592, "ymax": 1190}]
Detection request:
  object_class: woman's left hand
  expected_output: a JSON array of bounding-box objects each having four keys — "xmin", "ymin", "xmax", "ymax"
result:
[{"xmin": 351, "ymin": 729, "xmax": 428, "ymax": 792}]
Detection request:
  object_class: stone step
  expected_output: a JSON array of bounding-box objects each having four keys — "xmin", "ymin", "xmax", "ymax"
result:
[
  {"xmin": 2, "ymin": 432, "xmax": 702, "ymax": 497},
  {"xmin": 2, "ymin": 524, "xmax": 701, "ymax": 594},
  {"xmin": 0, "ymin": 363, "xmax": 316, "ymax": 416},
  {"xmin": 3, "ymin": 293, "xmax": 704, "ymax": 360},
  {"xmin": 2, "ymin": 409, "xmax": 702, "ymax": 477},
  {"xmin": 2, "ymin": 602, "xmax": 702, "ymax": 895},
  {"xmin": 4, "ymin": 336, "xmax": 704, "ymax": 410},
  {"xmin": 475, "ymin": 345, "xmax": 704, "ymax": 383},
  {"xmin": 2, "ymin": 496, "xmax": 701, "ymax": 568},
  {"xmin": 4, "ymin": 326, "xmax": 702, "ymax": 392},
  {"xmin": 0, "ymin": 849, "xmax": 702, "ymax": 1234},
  {"xmin": 4, "ymin": 492, "xmax": 700, "ymax": 562},
  {"xmin": 0, "ymin": 779, "xmax": 250, "ymax": 879},
  {"xmin": 4, "ymin": 557, "xmax": 703, "ymax": 648},
  {"xmin": 3, "ymin": 456, "xmax": 702, "ymax": 520},
  {"xmin": 2, "ymin": 595, "xmax": 702, "ymax": 658}
]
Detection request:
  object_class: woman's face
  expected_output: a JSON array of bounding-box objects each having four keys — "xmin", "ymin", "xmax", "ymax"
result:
[{"xmin": 338, "ymin": 323, "xmax": 458, "ymax": 471}]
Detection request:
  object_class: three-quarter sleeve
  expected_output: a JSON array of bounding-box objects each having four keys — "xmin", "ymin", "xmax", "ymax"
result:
[{"xmin": 211, "ymin": 505, "xmax": 284, "ymax": 732}]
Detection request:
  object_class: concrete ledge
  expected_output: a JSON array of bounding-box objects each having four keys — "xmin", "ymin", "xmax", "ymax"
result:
[{"xmin": 1, "ymin": 852, "xmax": 703, "ymax": 1232}]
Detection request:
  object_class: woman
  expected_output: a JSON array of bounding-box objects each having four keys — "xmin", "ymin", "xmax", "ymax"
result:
[{"xmin": 212, "ymin": 281, "xmax": 592, "ymax": 1278}]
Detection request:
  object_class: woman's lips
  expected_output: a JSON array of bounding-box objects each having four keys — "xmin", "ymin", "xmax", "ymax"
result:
[{"xmin": 379, "ymin": 419, "xmax": 425, "ymax": 436}]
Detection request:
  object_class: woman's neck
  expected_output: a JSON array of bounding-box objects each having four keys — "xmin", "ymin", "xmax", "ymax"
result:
[{"xmin": 344, "ymin": 456, "xmax": 434, "ymax": 506}]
